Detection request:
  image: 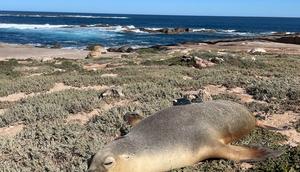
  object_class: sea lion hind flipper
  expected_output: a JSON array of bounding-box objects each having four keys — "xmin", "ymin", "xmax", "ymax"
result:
[
  {"xmin": 123, "ymin": 112, "xmax": 143, "ymax": 126},
  {"xmin": 256, "ymin": 120, "xmax": 284, "ymax": 131},
  {"xmin": 214, "ymin": 145, "xmax": 282, "ymax": 162}
]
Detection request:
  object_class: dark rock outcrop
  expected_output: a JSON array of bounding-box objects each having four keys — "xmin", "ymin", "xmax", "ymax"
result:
[
  {"xmin": 203, "ymin": 33, "xmax": 300, "ymax": 45},
  {"xmin": 267, "ymin": 35, "xmax": 300, "ymax": 45},
  {"xmin": 108, "ymin": 46, "xmax": 134, "ymax": 53},
  {"xmin": 140, "ymin": 28, "xmax": 192, "ymax": 34}
]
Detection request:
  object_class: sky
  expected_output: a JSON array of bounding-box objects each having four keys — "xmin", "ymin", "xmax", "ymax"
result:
[{"xmin": 1, "ymin": 0, "xmax": 300, "ymax": 17}]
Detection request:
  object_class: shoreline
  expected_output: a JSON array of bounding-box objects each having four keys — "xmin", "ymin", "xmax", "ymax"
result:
[
  {"xmin": 1, "ymin": 33, "xmax": 300, "ymax": 61},
  {"xmin": 0, "ymin": 42, "xmax": 89, "ymax": 60}
]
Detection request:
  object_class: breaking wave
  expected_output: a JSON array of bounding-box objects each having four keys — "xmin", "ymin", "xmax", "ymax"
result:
[
  {"xmin": 0, "ymin": 23, "xmax": 260, "ymax": 36},
  {"xmin": 0, "ymin": 23, "xmax": 68, "ymax": 29},
  {"xmin": 0, "ymin": 13, "xmax": 129, "ymax": 19}
]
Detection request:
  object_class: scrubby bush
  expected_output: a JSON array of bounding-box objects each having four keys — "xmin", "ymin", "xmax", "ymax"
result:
[
  {"xmin": 0, "ymin": 59, "xmax": 20, "ymax": 78},
  {"xmin": 0, "ymin": 89, "xmax": 102, "ymax": 127},
  {"xmin": 249, "ymin": 146, "xmax": 300, "ymax": 172},
  {"xmin": 0, "ymin": 121, "xmax": 104, "ymax": 171},
  {"xmin": 0, "ymin": 76, "xmax": 56, "ymax": 97}
]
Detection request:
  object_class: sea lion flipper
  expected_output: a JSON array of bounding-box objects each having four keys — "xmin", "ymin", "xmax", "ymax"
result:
[
  {"xmin": 256, "ymin": 120, "xmax": 284, "ymax": 131},
  {"xmin": 214, "ymin": 144, "xmax": 282, "ymax": 162},
  {"xmin": 123, "ymin": 112, "xmax": 143, "ymax": 126}
]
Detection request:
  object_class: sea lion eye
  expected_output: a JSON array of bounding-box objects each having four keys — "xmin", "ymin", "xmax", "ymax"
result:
[{"xmin": 103, "ymin": 156, "xmax": 115, "ymax": 169}]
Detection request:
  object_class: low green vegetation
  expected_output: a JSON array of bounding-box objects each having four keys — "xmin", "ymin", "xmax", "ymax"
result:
[
  {"xmin": 0, "ymin": 59, "xmax": 20, "ymax": 78},
  {"xmin": 0, "ymin": 48, "xmax": 299, "ymax": 171},
  {"xmin": 0, "ymin": 89, "xmax": 103, "ymax": 127}
]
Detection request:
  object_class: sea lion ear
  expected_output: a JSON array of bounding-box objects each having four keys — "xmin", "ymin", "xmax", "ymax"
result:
[{"xmin": 123, "ymin": 112, "xmax": 143, "ymax": 126}]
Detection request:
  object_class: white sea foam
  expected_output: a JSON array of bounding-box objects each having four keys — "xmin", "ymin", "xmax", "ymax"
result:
[
  {"xmin": 0, "ymin": 23, "xmax": 68, "ymax": 29},
  {"xmin": 0, "ymin": 14, "xmax": 129, "ymax": 19},
  {"xmin": 192, "ymin": 28, "xmax": 214, "ymax": 32},
  {"xmin": 285, "ymin": 32, "xmax": 295, "ymax": 35},
  {"xmin": 215, "ymin": 29, "xmax": 256, "ymax": 36},
  {"xmin": 144, "ymin": 27, "xmax": 163, "ymax": 31},
  {"xmin": 93, "ymin": 25, "xmax": 147, "ymax": 33},
  {"xmin": 0, "ymin": 23, "xmax": 261, "ymax": 36},
  {"xmin": 219, "ymin": 29, "xmax": 237, "ymax": 33},
  {"xmin": 0, "ymin": 23, "xmax": 147, "ymax": 33}
]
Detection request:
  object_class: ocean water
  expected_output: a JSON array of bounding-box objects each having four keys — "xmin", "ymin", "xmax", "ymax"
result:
[{"xmin": 0, "ymin": 11, "xmax": 299, "ymax": 49}]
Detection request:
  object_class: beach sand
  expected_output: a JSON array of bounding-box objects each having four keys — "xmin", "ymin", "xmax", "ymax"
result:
[
  {"xmin": 0, "ymin": 43, "xmax": 89, "ymax": 60},
  {"xmin": 1, "ymin": 39, "xmax": 300, "ymax": 61}
]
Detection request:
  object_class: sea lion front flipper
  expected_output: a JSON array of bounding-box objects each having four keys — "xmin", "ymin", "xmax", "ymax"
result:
[
  {"xmin": 123, "ymin": 112, "xmax": 143, "ymax": 127},
  {"xmin": 213, "ymin": 144, "xmax": 282, "ymax": 162}
]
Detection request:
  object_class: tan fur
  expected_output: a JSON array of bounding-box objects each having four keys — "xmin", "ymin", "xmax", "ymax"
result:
[
  {"xmin": 88, "ymin": 100, "xmax": 280, "ymax": 172},
  {"xmin": 132, "ymin": 147, "xmax": 196, "ymax": 172}
]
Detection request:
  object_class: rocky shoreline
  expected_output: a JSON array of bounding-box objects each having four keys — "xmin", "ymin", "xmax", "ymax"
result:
[
  {"xmin": 1, "ymin": 33, "xmax": 300, "ymax": 60},
  {"xmin": 62, "ymin": 24, "xmax": 298, "ymax": 36}
]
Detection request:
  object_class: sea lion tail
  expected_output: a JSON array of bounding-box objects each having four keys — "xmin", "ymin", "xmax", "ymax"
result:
[{"xmin": 256, "ymin": 120, "xmax": 284, "ymax": 131}]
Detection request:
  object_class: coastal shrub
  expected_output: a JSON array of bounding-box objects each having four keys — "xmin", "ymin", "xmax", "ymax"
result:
[
  {"xmin": 0, "ymin": 89, "xmax": 102, "ymax": 127},
  {"xmin": 228, "ymin": 57, "xmax": 267, "ymax": 69},
  {"xmin": 246, "ymin": 101, "xmax": 281, "ymax": 114},
  {"xmin": 142, "ymin": 56, "xmax": 197, "ymax": 66},
  {"xmin": 0, "ymin": 76, "xmax": 56, "ymax": 97},
  {"xmin": 87, "ymin": 108, "xmax": 124, "ymax": 137},
  {"xmin": 136, "ymin": 47, "xmax": 162, "ymax": 54},
  {"xmin": 51, "ymin": 59, "xmax": 83, "ymax": 72},
  {"xmin": 246, "ymin": 80, "xmax": 289, "ymax": 102},
  {"xmin": 59, "ymin": 72, "xmax": 118, "ymax": 87},
  {"xmin": 286, "ymin": 88, "xmax": 300, "ymax": 101},
  {"xmin": 0, "ymin": 121, "xmax": 104, "ymax": 171},
  {"xmin": 249, "ymin": 146, "xmax": 300, "ymax": 172},
  {"xmin": 189, "ymin": 51, "xmax": 218, "ymax": 60},
  {"xmin": 34, "ymin": 89, "xmax": 102, "ymax": 114},
  {"xmin": 0, "ymin": 101, "xmax": 15, "ymax": 109},
  {"xmin": 236, "ymin": 128, "xmax": 287, "ymax": 148},
  {"xmin": 141, "ymin": 56, "xmax": 178, "ymax": 66},
  {"xmin": 0, "ymin": 103, "xmax": 67, "ymax": 127},
  {"xmin": 124, "ymin": 81, "xmax": 180, "ymax": 102},
  {"xmin": 0, "ymin": 59, "xmax": 20, "ymax": 78}
]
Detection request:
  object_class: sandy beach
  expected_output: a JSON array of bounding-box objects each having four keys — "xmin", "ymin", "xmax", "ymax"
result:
[
  {"xmin": 1, "ymin": 38, "xmax": 300, "ymax": 62},
  {"xmin": 0, "ymin": 43, "xmax": 89, "ymax": 60}
]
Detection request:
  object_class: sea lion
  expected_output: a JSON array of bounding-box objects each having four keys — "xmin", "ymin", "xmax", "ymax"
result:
[{"xmin": 88, "ymin": 100, "xmax": 280, "ymax": 172}]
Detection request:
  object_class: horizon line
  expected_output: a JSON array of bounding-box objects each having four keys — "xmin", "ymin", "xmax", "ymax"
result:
[{"xmin": 1, "ymin": 10, "xmax": 300, "ymax": 19}]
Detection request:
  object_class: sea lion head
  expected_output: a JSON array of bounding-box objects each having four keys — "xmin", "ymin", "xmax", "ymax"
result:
[{"xmin": 88, "ymin": 140, "xmax": 137, "ymax": 172}]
